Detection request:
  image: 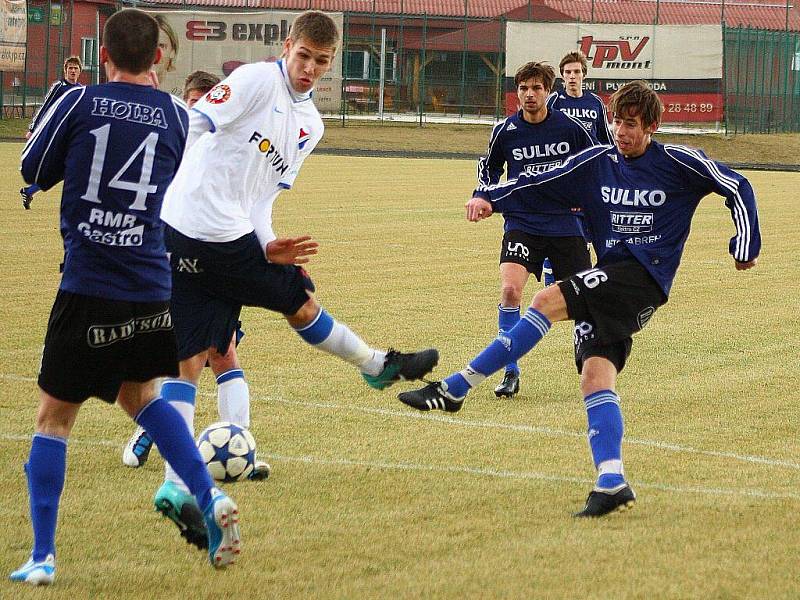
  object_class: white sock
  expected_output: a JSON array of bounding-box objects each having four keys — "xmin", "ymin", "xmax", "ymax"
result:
[
  {"xmin": 317, "ymin": 320, "xmax": 382, "ymax": 374},
  {"xmin": 164, "ymin": 399, "xmax": 194, "ymax": 494},
  {"xmin": 217, "ymin": 372, "xmax": 250, "ymax": 428}
]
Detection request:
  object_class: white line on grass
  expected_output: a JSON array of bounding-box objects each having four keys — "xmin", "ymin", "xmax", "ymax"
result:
[
  {"xmin": 4, "ymin": 373, "xmax": 799, "ymax": 472},
  {"xmin": 1, "ymin": 433, "xmax": 797, "ymax": 501}
]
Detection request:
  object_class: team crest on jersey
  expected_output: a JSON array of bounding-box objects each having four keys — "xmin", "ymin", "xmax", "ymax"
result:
[
  {"xmin": 206, "ymin": 84, "xmax": 231, "ymax": 104},
  {"xmin": 298, "ymin": 127, "xmax": 311, "ymax": 150}
]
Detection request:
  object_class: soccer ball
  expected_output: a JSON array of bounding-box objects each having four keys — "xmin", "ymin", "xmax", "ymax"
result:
[{"xmin": 196, "ymin": 421, "xmax": 257, "ymax": 482}]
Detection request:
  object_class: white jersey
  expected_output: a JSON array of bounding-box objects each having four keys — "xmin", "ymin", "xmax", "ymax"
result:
[{"xmin": 161, "ymin": 60, "xmax": 323, "ymax": 243}]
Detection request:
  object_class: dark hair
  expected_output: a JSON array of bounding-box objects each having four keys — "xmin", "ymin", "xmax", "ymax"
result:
[
  {"xmin": 183, "ymin": 70, "xmax": 220, "ymax": 98},
  {"xmin": 559, "ymin": 51, "xmax": 588, "ymax": 76},
  {"xmin": 514, "ymin": 61, "xmax": 555, "ymax": 92},
  {"xmin": 289, "ymin": 11, "xmax": 339, "ymax": 49},
  {"xmin": 103, "ymin": 9, "xmax": 159, "ymax": 74},
  {"xmin": 63, "ymin": 55, "xmax": 82, "ymax": 71},
  {"xmin": 609, "ymin": 80, "xmax": 664, "ymax": 128}
]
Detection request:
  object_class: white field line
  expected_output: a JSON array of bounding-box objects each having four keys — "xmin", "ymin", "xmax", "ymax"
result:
[
  {"xmin": 3, "ymin": 373, "xmax": 799, "ymax": 477},
  {"xmin": 1, "ymin": 432, "xmax": 797, "ymax": 501}
]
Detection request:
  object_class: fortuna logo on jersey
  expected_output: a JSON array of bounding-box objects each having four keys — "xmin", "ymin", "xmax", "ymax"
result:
[
  {"xmin": 248, "ymin": 131, "xmax": 289, "ymax": 175},
  {"xmin": 206, "ymin": 84, "xmax": 231, "ymax": 104},
  {"xmin": 298, "ymin": 128, "xmax": 311, "ymax": 150}
]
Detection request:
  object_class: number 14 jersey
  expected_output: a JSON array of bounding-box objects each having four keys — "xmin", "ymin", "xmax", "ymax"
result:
[{"xmin": 21, "ymin": 82, "xmax": 189, "ymax": 302}]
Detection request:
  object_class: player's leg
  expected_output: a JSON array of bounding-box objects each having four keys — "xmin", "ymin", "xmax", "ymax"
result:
[
  {"xmin": 398, "ymin": 283, "xmax": 569, "ymax": 412},
  {"xmin": 495, "ymin": 261, "xmax": 530, "ymax": 398},
  {"xmin": 118, "ymin": 379, "xmax": 240, "ymax": 567},
  {"xmin": 20, "ymin": 184, "xmax": 40, "ymax": 209},
  {"xmin": 154, "ymin": 353, "xmax": 209, "ymax": 549},
  {"xmin": 286, "ymin": 295, "xmax": 438, "ymax": 390},
  {"xmin": 572, "ymin": 355, "xmax": 635, "ymax": 518},
  {"xmin": 209, "ymin": 336, "xmax": 249, "ymax": 427},
  {"xmin": 208, "ymin": 339, "xmax": 270, "ymax": 481},
  {"xmin": 10, "ymin": 391, "xmax": 80, "ymax": 586}
]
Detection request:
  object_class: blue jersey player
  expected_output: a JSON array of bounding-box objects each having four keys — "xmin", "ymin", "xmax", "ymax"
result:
[
  {"xmin": 400, "ymin": 81, "xmax": 760, "ymax": 518},
  {"xmin": 11, "ymin": 10, "xmax": 242, "ymax": 585},
  {"xmin": 20, "ymin": 56, "xmax": 83, "ymax": 209},
  {"xmin": 471, "ymin": 61, "xmax": 595, "ymax": 398},
  {"xmin": 550, "ymin": 51, "xmax": 613, "ymax": 145}
]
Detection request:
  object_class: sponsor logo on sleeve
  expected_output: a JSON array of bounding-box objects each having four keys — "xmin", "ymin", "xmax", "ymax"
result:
[{"xmin": 206, "ymin": 84, "xmax": 232, "ymax": 104}]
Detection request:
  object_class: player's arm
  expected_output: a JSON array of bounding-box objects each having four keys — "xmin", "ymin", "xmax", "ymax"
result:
[
  {"xmin": 665, "ymin": 145, "xmax": 761, "ymax": 268},
  {"xmin": 190, "ymin": 63, "xmax": 269, "ymax": 136},
  {"xmin": 473, "ymin": 121, "xmax": 506, "ymax": 201},
  {"xmin": 28, "ymin": 81, "xmax": 63, "ymax": 134},
  {"xmin": 593, "ymin": 94, "xmax": 614, "ymax": 145},
  {"xmin": 20, "ymin": 87, "xmax": 85, "ymax": 189},
  {"xmin": 485, "ymin": 145, "xmax": 608, "ymax": 215}
]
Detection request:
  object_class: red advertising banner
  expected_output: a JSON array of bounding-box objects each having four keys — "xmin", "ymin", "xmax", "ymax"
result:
[{"xmin": 504, "ymin": 92, "xmax": 723, "ymax": 123}]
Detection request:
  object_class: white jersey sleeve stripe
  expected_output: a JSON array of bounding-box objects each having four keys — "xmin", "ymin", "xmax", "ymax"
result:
[
  {"xmin": 170, "ymin": 96, "xmax": 189, "ymax": 139},
  {"xmin": 21, "ymin": 87, "xmax": 85, "ymax": 183},
  {"xmin": 476, "ymin": 120, "xmax": 506, "ymax": 189},
  {"xmin": 665, "ymin": 144, "xmax": 753, "ymax": 261},
  {"xmin": 487, "ymin": 145, "xmax": 610, "ymax": 202}
]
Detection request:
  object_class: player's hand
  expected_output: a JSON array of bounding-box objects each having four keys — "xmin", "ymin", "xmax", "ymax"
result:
[
  {"xmin": 266, "ymin": 236, "xmax": 319, "ymax": 265},
  {"xmin": 25, "ymin": 131, "xmax": 32, "ymax": 140},
  {"xmin": 466, "ymin": 197, "xmax": 493, "ymax": 222},
  {"xmin": 735, "ymin": 258, "xmax": 758, "ymax": 271}
]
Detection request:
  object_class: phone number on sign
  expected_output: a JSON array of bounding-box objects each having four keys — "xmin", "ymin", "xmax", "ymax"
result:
[{"xmin": 666, "ymin": 103, "xmax": 716, "ymax": 114}]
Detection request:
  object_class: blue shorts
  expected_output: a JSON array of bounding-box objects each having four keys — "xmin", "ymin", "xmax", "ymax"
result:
[{"xmin": 165, "ymin": 225, "xmax": 314, "ymax": 360}]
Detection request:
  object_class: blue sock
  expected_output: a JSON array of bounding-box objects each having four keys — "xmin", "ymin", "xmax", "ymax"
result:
[
  {"xmin": 585, "ymin": 390, "xmax": 625, "ymax": 489},
  {"xmin": 24, "ymin": 184, "xmax": 41, "ymax": 195},
  {"xmin": 26, "ymin": 433, "xmax": 67, "ymax": 561},
  {"xmin": 542, "ymin": 258, "xmax": 555, "ymax": 286},
  {"xmin": 135, "ymin": 397, "xmax": 214, "ymax": 510},
  {"xmin": 216, "ymin": 369, "xmax": 245, "ymax": 385},
  {"xmin": 294, "ymin": 308, "xmax": 334, "ymax": 344},
  {"xmin": 498, "ymin": 305, "xmax": 520, "ymax": 375},
  {"xmin": 444, "ymin": 308, "xmax": 551, "ymax": 398}
]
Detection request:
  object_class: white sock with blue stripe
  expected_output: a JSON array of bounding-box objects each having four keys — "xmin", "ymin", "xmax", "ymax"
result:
[
  {"xmin": 216, "ymin": 369, "xmax": 249, "ymax": 428},
  {"xmin": 443, "ymin": 308, "xmax": 551, "ymax": 398},
  {"xmin": 294, "ymin": 308, "xmax": 385, "ymax": 375}
]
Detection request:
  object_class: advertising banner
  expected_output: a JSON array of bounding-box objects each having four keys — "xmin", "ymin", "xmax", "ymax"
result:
[
  {"xmin": 505, "ymin": 22, "xmax": 723, "ymax": 122},
  {"xmin": 145, "ymin": 10, "xmax": 343, "ymax": 113},
  {"xmin": 1, "ymin": 0, "xmax": 27, "ymax": 71}
]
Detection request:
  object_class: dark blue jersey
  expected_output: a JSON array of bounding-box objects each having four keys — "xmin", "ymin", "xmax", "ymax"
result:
[
  {"xmin": 549, "ymin": 91, "xmax": 613, "ymax": 145},
  {"xmin": 473, "ymin": 109, "xmax": 595, "ymax": 237},
  {"xmin": 28, "ymin": 79, "xmax": 82, "ymax": 134},
  {"xmin": 21, "ymin": 82, "xmax": 189, "ymax": 302},
  {"xmin": 487, "ymin": 141, "xmax": 761, "ymax": 298}
]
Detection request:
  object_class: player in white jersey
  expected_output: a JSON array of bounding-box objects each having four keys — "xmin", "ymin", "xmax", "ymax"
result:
[
  {"xmin": 153, "ymin": 11, "xmax": 439, "ymax": 548},
  {"xmin": 122, "ymin": 71, "xmax": 269, "ymax": 480}
]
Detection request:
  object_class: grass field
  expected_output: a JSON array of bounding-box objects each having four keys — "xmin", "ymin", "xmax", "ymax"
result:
[
  {"xmin": 2, "ymin": 116, "xmax": 800, "ymax": 165},
  {"xmin": 1, "ymin": 141, "xmax": 799, "ymax": 599}
]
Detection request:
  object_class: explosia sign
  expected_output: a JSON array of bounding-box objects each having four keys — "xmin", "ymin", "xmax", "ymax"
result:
[{"xmin": 144, "ymin": 10, "xmax": 343, "ymax": 113}]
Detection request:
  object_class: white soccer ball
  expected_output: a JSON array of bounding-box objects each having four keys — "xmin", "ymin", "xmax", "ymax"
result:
[{"xmin": 196, "ymin": 421, "xmax": 257, "ymax": 482}]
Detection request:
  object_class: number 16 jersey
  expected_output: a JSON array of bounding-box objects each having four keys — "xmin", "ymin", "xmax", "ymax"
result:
[{"xmin": 20, "ymin": 82, "xmax": 189, "ymax": 302}]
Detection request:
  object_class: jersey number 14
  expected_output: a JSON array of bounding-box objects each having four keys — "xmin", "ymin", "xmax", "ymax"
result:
[{"xmin": 81, "ymin": 123, "xmax": 158, "ymax": 211}]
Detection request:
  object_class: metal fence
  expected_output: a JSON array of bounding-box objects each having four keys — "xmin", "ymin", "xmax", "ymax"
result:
[{"xmin": 3, "ymin": 0, "xmax": 799, "ymax": 133}]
